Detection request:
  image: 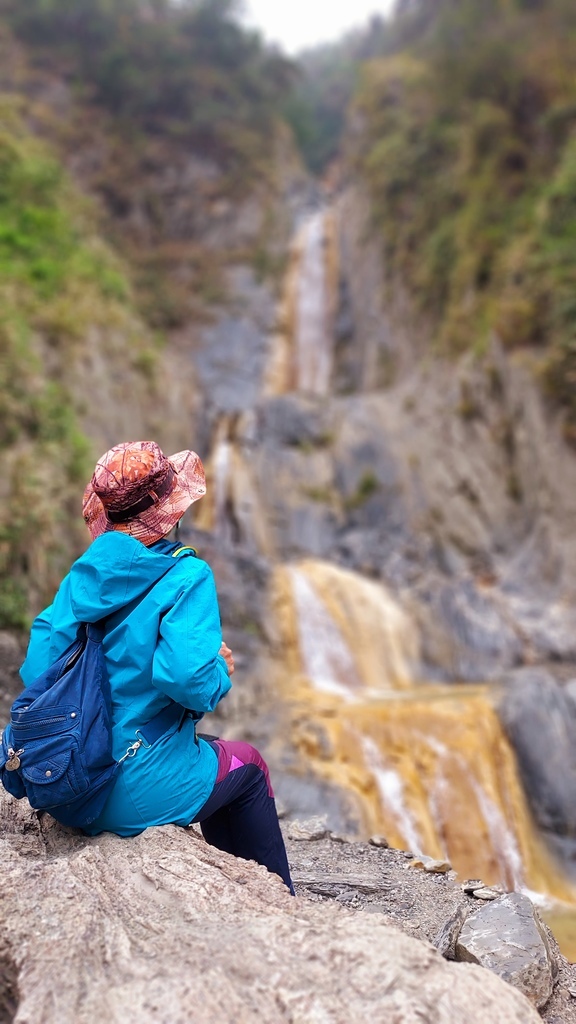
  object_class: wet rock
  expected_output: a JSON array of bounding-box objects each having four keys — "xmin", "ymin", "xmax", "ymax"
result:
[
  {"xmin": 193, "ymin": 265, "xmax": 277, "ymax": 430},
  {"xmin": 413, "ymin": 576, "xmax": 524, "ymax": 682},
  {"xmin": 246, "ymin": 408, "xmax": 340, "ymax": 558},
  {"xmin": 506, "ymin": 591, "xmax": 576, "ymax": 663},
  {"xmin": 256, "ymin": 394, "xmax": 334, "ymax": 449},
  {"xmin": 565, "ymin": 679, "xmax": 576, "ymax": 709},
  {"xmin": 498, "ymin": 668, "xmax": 576, "ymax": 836},
  {"xmin": 455, "ymin": 891, "xmax": 556, "ymax": 1009}
]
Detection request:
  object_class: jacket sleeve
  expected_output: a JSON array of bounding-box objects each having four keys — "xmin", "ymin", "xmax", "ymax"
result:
[
  {"xmin": 19, "ymin": 576, "xmax": 79, "ymax": 686},
  {"xmin": 20, "ymin": 604, "xmax": 55, "ymax": 686},
  {"xmin": 151, "ymin": 560, "xmax": 232, "ymax": 710}
]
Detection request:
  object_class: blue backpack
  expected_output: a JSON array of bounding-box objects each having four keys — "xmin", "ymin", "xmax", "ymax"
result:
[{"xmin": 0, "ymin": 549, "xmax": 193, "ymax": 829}]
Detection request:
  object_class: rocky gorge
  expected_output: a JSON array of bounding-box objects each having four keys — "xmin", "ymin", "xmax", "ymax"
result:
[
  {"xmin": 3, "ymin": 6, "xmax": 576, "ymax": 1016},
  {"xmin": 4, "ymin": 183, "xmax": 576, "ymax": 1018}
]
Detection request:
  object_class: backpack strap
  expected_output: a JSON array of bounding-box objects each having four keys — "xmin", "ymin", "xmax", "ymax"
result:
[
  {"xmin": 136, "ymin": 702, "xmax": 187, "ymax": 746},
  {"xmin": 86, "ymin": 622, "xmax": 106, "ymax": 643}
]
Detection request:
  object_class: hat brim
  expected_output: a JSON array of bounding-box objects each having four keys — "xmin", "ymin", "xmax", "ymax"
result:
[{"xmin": 83, "ymin": 449, "xmax": 206, "ymax": 545}]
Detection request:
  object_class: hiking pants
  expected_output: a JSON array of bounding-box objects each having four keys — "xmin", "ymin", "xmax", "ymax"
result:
[{"xmin": 193, "ymin": 738, "xmax": 294, "ymax": 894}]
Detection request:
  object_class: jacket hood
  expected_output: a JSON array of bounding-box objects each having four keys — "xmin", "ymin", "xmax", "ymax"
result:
[{"xmin": 69, "ymin": 532, "xmax": 181, "ymax": 622}]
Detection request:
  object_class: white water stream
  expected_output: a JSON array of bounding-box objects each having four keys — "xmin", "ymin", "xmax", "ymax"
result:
[
  {"xmin": 289, "ymin": 565, "xmax": 361, "ymax": 700},
  {"xmin": 361, "ymin": 734, "xmax": 424, "ymax": 856},
  {"xmin": 213, "ymin": 436, "xmax": 232, "ymax": 538},
  {"xmin": 293, "ymin": 211, "xmax": 332, "ymax": 395}
]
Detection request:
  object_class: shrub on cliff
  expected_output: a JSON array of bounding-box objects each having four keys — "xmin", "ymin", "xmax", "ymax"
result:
[
  {"xmin": 0, "ymin": 98, "xmax": 155, "ymax": 628},
  {"xmin": 352, "ymin": 0, "xmax": 576, "ymax": 440},
  {"xmin": 0, "ymin": 0, "xmax": 294, "ymax": 179}
]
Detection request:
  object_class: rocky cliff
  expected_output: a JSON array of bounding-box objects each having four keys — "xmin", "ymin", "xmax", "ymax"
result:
[
  {"xmin": 4, "ymin": 1, "xmax": 576, "ymax": 1000},
  {"xmin": 0, "ymin": 16, "xmax": 302, "ymax": 625}
]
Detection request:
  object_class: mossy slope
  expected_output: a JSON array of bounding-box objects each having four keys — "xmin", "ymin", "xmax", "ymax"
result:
[
  {"xmin": 0, "ymin": 96, "xmax": 158, "ymax": 627},
  {"xmin": 352, "ymin": 0, "xmax": 576, "ymax": 437}
]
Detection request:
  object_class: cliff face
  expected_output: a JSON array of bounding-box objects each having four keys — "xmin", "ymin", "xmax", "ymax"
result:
[
  {"xmin": 0, "ymin": 23, "xmax": 302, "ymax": 625},
  {"xmin": 163, "ymin": 187, "xmax": 576, "ymax": 927},
  {"xmin": 334, "ymin": 186, "xmax": 576, "ymax": 677}
]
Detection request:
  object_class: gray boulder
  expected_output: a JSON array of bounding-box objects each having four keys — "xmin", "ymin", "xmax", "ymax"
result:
[
  {"xmin": 456, "ymin": 891, "xmax": 557, "ymax": 1009},
  {"xmin": 498, "ymin": 668, "xmax": 576, "ymax": 836}
]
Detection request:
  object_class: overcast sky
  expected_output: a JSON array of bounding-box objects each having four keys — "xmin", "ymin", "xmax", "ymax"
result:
[{"xmin": 241, "ymin": 1, "xmax": 396, "ymax": 54}]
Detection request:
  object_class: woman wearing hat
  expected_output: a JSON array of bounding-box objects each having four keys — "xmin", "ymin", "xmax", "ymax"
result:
[{"xmin": 20, "ymin": 440, "xmax": 294, "ymax": 893}]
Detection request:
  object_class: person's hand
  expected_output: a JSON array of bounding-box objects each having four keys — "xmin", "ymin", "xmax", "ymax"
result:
[{"xmin": 219, "ymin": 641, "xmax": 235, "ymax": 675}]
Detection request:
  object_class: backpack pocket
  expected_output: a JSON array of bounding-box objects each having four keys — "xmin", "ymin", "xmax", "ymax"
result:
[{"xmin": 17, "ymin": 735, "xmax": 90, "ymax": 811}]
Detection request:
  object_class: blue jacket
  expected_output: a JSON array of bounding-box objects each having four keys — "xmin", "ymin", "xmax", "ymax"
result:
[{"xmin": 20, "ymin": 531, "xmax": 231, "ymax": 836}]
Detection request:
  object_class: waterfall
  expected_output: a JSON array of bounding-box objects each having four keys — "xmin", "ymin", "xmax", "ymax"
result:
[
  {"xmin": 294, "ymin": 211, "xmax": 333, "ymax": 396},
  {"xmin": 284, "ymin": 560, "xmax": 418, "ymax": 695},
  {"xmin": 213, "ymin": 435, "xmax": 232, "ymax": 539},
  {"xmin": 264, "ymin": 208, "xmax": 336, "ymax": 397},
  {"xmin": 361, "ymin": 735, "xmax": 424, "ymax": 855},
  {"xmin": 289, "ymin": 565, "xmax": 361, "ymax": 700},
  {"xmin": 468, "ymin": 774, "xmax": 525, "ymax": 892},
  {"xmin": 273, "ymin": 556, "xmax": 576, "ymax": 914}
]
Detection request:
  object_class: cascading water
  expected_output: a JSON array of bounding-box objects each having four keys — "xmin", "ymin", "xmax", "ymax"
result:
[
  {"xmin": 286, "ymin": 561, "xmax": 418, "ymax": 694},
  {"xmin": 203, "ymin": 196, "xmax": 576, "ymax": 956},
  {"xmin": 196, "ymin": 417, "xmax": 236, "ymax": 542},
  {"xmin": 264, "ymin": 207, "xmax": 336, "ymax": 398},
  {"xmin": 213, "ymin": 433, "xmax": 233, "ymax": 539},
  {"xmin": 270, "ymin": 557, "xmax": 576, "ymax": 929},
  {"xmin": 293, "ymin": 211, "xmax": 333, "ymax": 396},
  {"xmin": 361, "ymin": 735, "xmax": 424, "ymax": 856},
  {"xmin": 261, "ymin": 206, "xmax": 563, "ymax": 902},
  {"xmin": 289, "ymin": 565, "xmax": 361, "ymax": 699}
]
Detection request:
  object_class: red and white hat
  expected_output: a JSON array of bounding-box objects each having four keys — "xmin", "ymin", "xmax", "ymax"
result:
[{"xmin": 82, "ymin": 440, "xmax": 206, "ymax": 546}]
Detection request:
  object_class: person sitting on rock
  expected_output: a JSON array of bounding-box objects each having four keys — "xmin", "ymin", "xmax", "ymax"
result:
[{"xmin": 20, "ymin": 440, "xmax": 294, "ymax": 894}]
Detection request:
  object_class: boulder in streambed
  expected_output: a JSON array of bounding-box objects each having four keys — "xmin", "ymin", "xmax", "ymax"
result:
[{"xmin": 455, "ymin": 891, "xmax": 557, "ymax": 1009}]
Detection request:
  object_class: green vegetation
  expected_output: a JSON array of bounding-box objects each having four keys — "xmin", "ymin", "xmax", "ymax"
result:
[
  {"xmin": 0, "ymin": 99, "xmax": 148, "ymax": 627},
  {"xmin": 0, "ymin": 2, "xmax": 298, "ymax": 626},
  {"xmin": 0, "ymin": 0, "xmax": 296, "ymax": 337},
  {"xmin": 344, "ymin": 471, "xmax": 380, "ymax": 510},
  {"xmin": 282, "ymin": 17, "xmax": 389, "ymax": 174},
  {"xmin": 352, "ymin": 0, "xmax": 576, "ymax": 440},
  {"xmin": 0, "ymin": 0, "xmax": 294, "ymax": 177}
]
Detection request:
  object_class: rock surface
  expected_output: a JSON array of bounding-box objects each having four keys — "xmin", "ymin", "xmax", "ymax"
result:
[
  {"xmin": 3, "ymin": 792, "xmax": 576, "ymax": 1023},
  {"xmin": 0, "ymin": 792, "xmax": 556, "ymax": 1024},
  {"xmin": 455, "ymin": 891, "xmax": 557, "ymax": 1009},
  {"xmin": 284, "ymin": 828, "xmax": 576, "ymax": 1024},
  {"xmin": 498, "ymin": 669, "xmax": 576, "ymax": 840}
]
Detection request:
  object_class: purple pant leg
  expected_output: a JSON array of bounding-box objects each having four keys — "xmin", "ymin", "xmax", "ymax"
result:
[{"xmin": 194, "ymin": 739, "xmax": 294, "ymax": 893}]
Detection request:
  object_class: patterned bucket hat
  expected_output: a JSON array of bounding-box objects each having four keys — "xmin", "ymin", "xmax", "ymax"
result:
[{"xmin": 82, "ymin": 440, "xmax": 206, "ymax": 546}]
